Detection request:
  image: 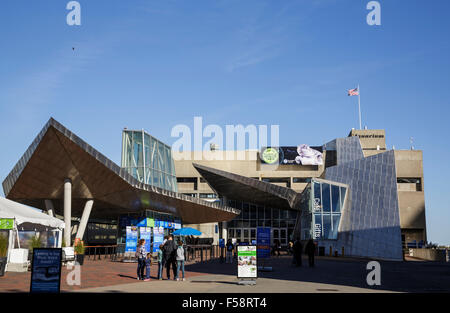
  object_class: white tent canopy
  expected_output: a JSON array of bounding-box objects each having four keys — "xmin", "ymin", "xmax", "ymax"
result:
[{"xmin": 0, "ymin": 197, "xmax": 64, "ymax": 229}]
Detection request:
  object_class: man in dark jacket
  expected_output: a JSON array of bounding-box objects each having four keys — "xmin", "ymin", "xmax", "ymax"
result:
[
  {"xmin": 293, "ymin": 238, "xmax": 303, "ymax": 267},
  {"xmin": 163, "ymin": 235, "xmax": 177, "ymax": 279},
  {"xmin": 305, "ymin": 239, "xmax": 316, "ymax": 267}
]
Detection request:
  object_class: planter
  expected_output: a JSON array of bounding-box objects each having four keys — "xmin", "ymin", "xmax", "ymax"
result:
[
  {"xmin": 0, "ymin": 257, "xmax": 7, "ymax": 277},
  {"xmin": 75, "ymin": 254, "xmax": 85, "ymax": 265}
]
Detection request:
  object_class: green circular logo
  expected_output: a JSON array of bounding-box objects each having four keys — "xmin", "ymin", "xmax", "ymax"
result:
[{"xmin": 261, "ymin": 148, "xmax": 279, "ymax": 164}]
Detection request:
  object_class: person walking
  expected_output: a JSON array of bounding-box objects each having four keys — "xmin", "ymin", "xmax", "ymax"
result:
[
  {"xmin": 136, "ymin": 239, "xmax": 146, "ymax": 280},
  {"xmin": 163, "ymin": 235, "xmax": 177, "ymax": 280},
  {"xmin": 225, "ymin": 239, "xmax": 234, "ymax": 264},
  {"xmin": 175, "ymin": 240, "xmax": 186, "ymax": 281},
  {"xmin": 305, "ymin": 239, "xmax": 316, "ymax": 268},
  {"xmin": 157, "ymin": 244, "xmax": 164, "ymax": 280},
  {"xmin": 293, "ymin": 238, "xmax": 303, "ymax": 267}
]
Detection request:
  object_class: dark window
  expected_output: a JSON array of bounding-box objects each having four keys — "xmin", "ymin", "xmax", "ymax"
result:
[
  {"xmin": 293, "ymin": 177, "xmax": 311, "ymax": 183},
  {"xmin": 397, "ymin": 178, "xmax": 422, "ymax": 191}
]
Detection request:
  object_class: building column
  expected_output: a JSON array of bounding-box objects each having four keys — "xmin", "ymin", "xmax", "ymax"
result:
[
  {"xmin": 222, "ymin": 196, "xmax": 228, "ymax": 241},
  {"xmin": 44, "ymin": 199, "xmax": 55, "ymax": 217},
  {"xmin": 75, "ymin": 200, "xmax": 94, "ymax": 241},
  {"xmin": 64, "ymin": 179, "xmax": 72, "ymax": 247}
]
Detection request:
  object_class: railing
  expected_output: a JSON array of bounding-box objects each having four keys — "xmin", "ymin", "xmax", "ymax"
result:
[
  {"xmin": 84, "ymin": 244, "xmax": 225, "ymax": 263},
  {"xmin": 85, "ymin": 245, "xmax": 118, "ymax": 261}
]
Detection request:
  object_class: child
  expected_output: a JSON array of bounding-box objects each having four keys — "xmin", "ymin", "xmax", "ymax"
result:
[
  {"xmin": 175, "ymin": 240, "xmax": 185, "ymax": 281},
  {"xmin": 157, "ymin": 244, "xmax": 164, "ymax": 280},
  {"xmin": 144, "ymin": 253, "xmax": 151, "ymax": 281}
]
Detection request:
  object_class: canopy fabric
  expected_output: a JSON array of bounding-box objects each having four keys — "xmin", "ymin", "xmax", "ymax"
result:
[
  {"xmin": 172, "ymin": 227, "xmax": 202, "ymax": 236},
  {"xmin": 0, "ymin": 197, "xmax": 65, "ymax": 229}
]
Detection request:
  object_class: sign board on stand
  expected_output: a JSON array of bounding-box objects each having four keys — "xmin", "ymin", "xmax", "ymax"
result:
[
  {"xmin": 237, "ymin": 245, "xmax": 257, "ymax": 286},
  {"xmin": 256, "ymin": 227, "xmax": 272, "ymax": 272},
  {"xmin": 30, "ymin": 248, "xmax": 62, "ymax": 293}
]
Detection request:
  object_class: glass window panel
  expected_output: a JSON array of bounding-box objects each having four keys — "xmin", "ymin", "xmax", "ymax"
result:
[
  {"xmin": 323, "ymin": 215, "xmax": 332, "ymax": 239},
  {"xmin": 340, "ymin": 187, "xmax": 347, "ymax": 209},
  {"xmin": 236, "ymin": 229, "xmax": 241, "ymax": 240},
  {"xmin": 280, "ymin": 220, "xmax": 287, "ymax": 228},
  {"xmin": 313, "ymin": 182, "xmax": 321, "ymax": 207},
  {"xmin": 264, "ymin": 207, "xmax": 271, "ymax": 220},
  {"xmin": 322, "ymin": 183, "xmax": 331, "ymax": 213},
  {"xmin": 249, "ymin": 205, "xmax": 256, "ymax": 220},
  {"xmin": 331, "ymin": 185, "xmax": 340, "ymax": 213},
  {"xmin": 331, "ymin": 215, "xmax": 340, "ymax": 239},
  {"xmin": 250, "ymin": 229, "xmax": 256, "ymax": 240},
  {"xmin": 250, "ymin": 220, "xmax": 257, "ymax": 228},
  {"xmin": 243, "ymin": 229, "xmax": 249, "ymax": 240},
  {"xmin": 229, "ymin": 229, "xmax": 235, "ymax": 238},
  {"xmin": 273, "ymin": 208, "xmax": 279, "ymax": 219},
  {"xmin": 243, "ymin": 207, "xmax": 249, "ymax": 219},
  {"xmin": 257, "ymin": 206, "xmax": 264, "ymax": 220},
  {"xmin": 272, "ymin": 220, "xmax": 279, "ymax": 228}
]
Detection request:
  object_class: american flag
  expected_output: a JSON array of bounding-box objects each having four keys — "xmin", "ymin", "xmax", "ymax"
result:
[{"xmin": 348, "ymin": 87, "xmax": 359, "ymax": 96}]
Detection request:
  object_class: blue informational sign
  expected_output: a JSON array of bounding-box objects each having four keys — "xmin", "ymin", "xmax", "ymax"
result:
[
  {"xmin": 139, "ymin": 227, "xmax": 151, "ymax": 253},
  {"xmin": 153, "ymin": 227, "xmax": 164, "ymax": 253},
  {"xmin": 154, "ymin": 220, "xmax": 160, "ymax": 227},
  {"xmin": 219, "ymin": 238, "xmax": 225, "ymax": 248},
  {"xmin": 257, "ymin": 227, "xmax": 271, "ymax": 258},
  {"xmin": 125, "ymin": 226, "xmax": 138, "ymax": 252},
  {"xmin": 30, "ymin": 248, "xmax": 62, "ymax": 293}
]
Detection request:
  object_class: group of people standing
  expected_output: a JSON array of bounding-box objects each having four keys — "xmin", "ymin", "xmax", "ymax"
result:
[
  {"xmin": 292, "ymin": 238, "xmax": 316, "ymax": 267},
  {"xmin": 136, "ymin": 235, "xmax": 187, "ymax": 281}
]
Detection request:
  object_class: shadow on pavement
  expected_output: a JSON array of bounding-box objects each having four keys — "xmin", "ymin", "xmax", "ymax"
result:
[{"xmin": 184, "ymin": 255, "xmax": 450, "ymax": 293}]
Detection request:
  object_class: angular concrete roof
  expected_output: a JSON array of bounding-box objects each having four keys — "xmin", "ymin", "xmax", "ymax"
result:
[
  {"xmin": 2, "ymin": 118, "xmax": 239, "ymax": 223},
  {"xmin": 192, "ymin": 163, "xmax": 302, "ymax": 210}
]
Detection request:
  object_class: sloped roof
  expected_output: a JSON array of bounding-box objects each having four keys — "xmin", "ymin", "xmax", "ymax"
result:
[{"xmin": 2, "ymin": 118, "xmax": 239, "ymax": 223}]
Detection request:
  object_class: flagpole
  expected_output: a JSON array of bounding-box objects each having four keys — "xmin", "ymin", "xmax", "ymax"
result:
[{"xmin": 358, "ymin": 84, "xmax": 362, "ymax": 130}]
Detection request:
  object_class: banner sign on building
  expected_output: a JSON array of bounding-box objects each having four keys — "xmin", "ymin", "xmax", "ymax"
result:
[
  {"xmin": 137, "ymin": 218, "xmax": 147, "ymax": 227},
  {"xmin": 237, "ymin": 245, "xmax": 257, "ymax": 279},
  {"xmin": 30, "ymin": 248, "xmax": 62, "ymax": 293},
  {"xmin": 153, "ymin": 227, "xmax": 164, "ymax": 253},
  {"xmin": 260, "ymin": 145, "xmax": 323, "ymax": 166},
  {"xmin": 147, "ymin": 218, "xmax": 155, "ymax": 228},
  {"xmin": 256, "ymin": 227, "xmax": 271, "ymax": 259},
  {"xmin": 125, "ymin": 226, "xmax": 138, "ymax": 252},
  {"xmin": 0, "ymin": 218, "xmax": 14, "ymax": 230},
  {"xmin": 139, "ymin": 227, "xmax": 151, "ymax": 253}
]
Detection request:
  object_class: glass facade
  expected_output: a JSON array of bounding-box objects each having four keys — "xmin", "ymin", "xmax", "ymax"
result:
[
  {"xmin": 226, "ymin": 200, "xmax": 298, "ymax": 246},
  {"xmin": 300, "ymin": 179, "xmax": 347, "ymax": 241},
  {"xmin": 121, "ymin": 130, "xmax": 177, "ymax": 192}
]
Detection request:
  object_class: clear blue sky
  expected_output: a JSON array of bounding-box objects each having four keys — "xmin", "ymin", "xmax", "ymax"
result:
[{"xmin": 0, "ymin": 1, "xmax": 449, "ymax": 244}]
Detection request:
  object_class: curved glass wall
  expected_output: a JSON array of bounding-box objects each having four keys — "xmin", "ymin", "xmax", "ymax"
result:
[{"xmin": 121, "ymin": 130, "xmax": 178, "ymax": 192}]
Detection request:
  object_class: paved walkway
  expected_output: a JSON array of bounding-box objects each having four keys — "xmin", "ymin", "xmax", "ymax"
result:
[{"xmin": 1, "ymin": 254, "xmax": 449, "ymax": 293}]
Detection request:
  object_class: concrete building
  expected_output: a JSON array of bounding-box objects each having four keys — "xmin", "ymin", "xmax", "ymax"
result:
[{"xmin": 175, "ymin": 128, "xmax": 427, "ymax": 258}]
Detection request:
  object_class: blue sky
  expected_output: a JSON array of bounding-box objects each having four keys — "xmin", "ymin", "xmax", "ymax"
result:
[{"xmin": 0, "ymin": 0, "xmax": 449, "ymax": 244}]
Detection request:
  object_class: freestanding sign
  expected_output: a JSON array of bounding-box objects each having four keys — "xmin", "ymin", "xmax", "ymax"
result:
[
  {"xmin": 256, "ymin": 227, "xmax": 271, "ymax": 259},
  {"xmin": 125, "ymin": 226, "xmax": 138, "ymax": 252},
  {"xmin": 153, "ymin": 227, "xmax": 164, "ymax": 253},
  {"xmin": 30, "ymin": 248, "xmax": 62, "ymax": 293},
  {"xmin": 237, "ymin": 245, "xmax": 257, "ymax": 282}
]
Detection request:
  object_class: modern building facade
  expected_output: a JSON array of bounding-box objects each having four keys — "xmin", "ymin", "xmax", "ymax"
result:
[{"xmin": 175, "ymin": 129, "xmax": 427, "ymax": 260}]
